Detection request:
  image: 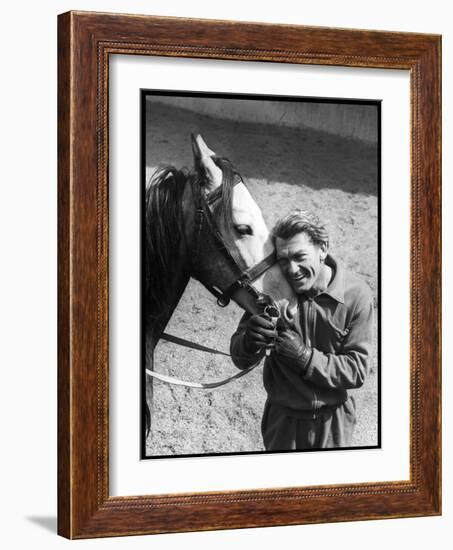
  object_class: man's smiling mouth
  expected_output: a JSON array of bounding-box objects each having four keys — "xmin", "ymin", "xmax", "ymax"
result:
[{"xmin": 292, "ymin": 273, "xmax": 308, "ymax": 282}]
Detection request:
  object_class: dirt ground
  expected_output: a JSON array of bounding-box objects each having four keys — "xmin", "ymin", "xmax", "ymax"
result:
[{"xmin": 145, "ymin": 99, "xmax": 379, "ymax": 457}]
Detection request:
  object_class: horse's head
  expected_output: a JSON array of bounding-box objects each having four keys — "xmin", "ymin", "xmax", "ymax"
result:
[{"xmin": 189, "ymin": 134, "xmax": 296, "ymax": 321}]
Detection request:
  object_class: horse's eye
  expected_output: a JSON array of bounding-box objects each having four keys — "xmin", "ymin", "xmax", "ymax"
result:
[{"xmin": 234, "ymin": 224, "xmax": 253, "ymax": 236}]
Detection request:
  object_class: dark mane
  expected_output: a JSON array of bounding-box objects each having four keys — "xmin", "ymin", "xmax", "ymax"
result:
[
  {"xmin": 144, "ymin": 157, "xmax": 240, "ymax": 323},
  {"xmin": 144, "ymin": 166, "xmax": 190, "ymax": 322}
]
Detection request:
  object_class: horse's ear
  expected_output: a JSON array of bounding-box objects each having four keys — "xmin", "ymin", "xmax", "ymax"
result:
[{"xmin": 191, "ymin": 133, "xmax": 222, "ymax": 192}]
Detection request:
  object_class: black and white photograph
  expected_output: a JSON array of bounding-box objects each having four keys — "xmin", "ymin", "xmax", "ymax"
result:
[{"xmin": 142, "ymin": 92, "xmax": 380, "ymax": 458}]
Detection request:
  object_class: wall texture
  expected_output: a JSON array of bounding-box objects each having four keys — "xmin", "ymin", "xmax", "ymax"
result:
[{"xmin": 149, "ymin": 96, "xmax": 378, "ymax": 143}]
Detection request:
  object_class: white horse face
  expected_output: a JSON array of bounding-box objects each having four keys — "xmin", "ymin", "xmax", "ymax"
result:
[{"xmin": 192, "ymin": 134, "xmax": 296, "ymax": 319}]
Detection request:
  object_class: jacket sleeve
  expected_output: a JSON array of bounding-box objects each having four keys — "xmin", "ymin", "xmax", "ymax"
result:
[
  {"xmin": 303, "ymin": 296, "xmax": 374, "ymax": 390},
  {"xmin": 230, "ymin": 312, "xmax": 265, "ymax": 370}
]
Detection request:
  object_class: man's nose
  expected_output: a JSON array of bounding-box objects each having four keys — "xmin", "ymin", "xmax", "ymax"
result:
[{"xmin": 288, "ymin": 260, "xmax": 299, "ymax": 275}]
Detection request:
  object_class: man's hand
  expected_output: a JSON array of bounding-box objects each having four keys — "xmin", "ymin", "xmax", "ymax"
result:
[
  {"xmin": 275, "ymin": 329, "xmax": 313, "ymax": 372},
  {"xmin": 244, "ymin": 314, "xmax": 278, "ymax": 353}
]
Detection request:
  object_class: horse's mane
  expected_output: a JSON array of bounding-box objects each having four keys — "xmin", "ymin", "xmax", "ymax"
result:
[
  {"xmin": 144, "ymin": 157, "xmax": 239, "ymax": 324},
  {"xmin": 145, "ymin": 166, "xmax": 189, "ymax": 322}
]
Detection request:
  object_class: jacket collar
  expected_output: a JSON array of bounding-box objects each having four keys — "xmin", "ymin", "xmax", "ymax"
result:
[{"xmin": 321, "ymin": 254, "xmax": 345, "ymax": 304}]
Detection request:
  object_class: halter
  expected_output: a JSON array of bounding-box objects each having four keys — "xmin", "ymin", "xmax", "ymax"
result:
[{"xmin": 190, "ymin": 159, "xmax": 277, "ymax": 308}]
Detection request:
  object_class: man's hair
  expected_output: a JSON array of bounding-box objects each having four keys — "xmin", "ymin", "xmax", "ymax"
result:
[{"xmin": 271, "ymin": 210, "xmax": 329, "ymax": 248}]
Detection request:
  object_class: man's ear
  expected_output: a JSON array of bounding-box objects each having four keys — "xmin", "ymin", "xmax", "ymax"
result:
[{"xmin": 319, "ymin": 242, "xmax": 328, "ymax": 262}]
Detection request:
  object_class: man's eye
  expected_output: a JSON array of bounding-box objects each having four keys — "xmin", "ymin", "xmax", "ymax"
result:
[{"xmin": 234, "ymin": 224, "xmax": 253, "ymax": 236}]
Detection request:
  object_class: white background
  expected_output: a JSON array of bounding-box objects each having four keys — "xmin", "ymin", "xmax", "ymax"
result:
[{"xmin": 0, "ymin": 0, "xmax": 450, "ymax": 548}]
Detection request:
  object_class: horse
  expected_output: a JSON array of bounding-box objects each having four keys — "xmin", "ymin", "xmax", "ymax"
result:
[{"xmin": 144, "ymin": 134, "xmax": 296, "ymax": 439}]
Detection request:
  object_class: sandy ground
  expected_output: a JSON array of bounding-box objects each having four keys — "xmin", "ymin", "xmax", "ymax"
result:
[{"xmin": 145, "ymin": 100, "xmax": 379, "ymax": 456}]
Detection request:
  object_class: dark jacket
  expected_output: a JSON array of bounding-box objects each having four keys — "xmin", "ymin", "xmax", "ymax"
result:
[{"xmin": 230, "ymin": 255, "xmax": 374, "ymax": 411}]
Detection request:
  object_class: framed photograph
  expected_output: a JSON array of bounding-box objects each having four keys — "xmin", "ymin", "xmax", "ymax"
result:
[{"xmin": 58, "ymin": 11, "xmax": 441, "ymax": 538}]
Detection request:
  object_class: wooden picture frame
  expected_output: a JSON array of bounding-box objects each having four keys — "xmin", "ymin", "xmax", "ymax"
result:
[{"xmin": 58, "ymin": 11, "xmax": 441, "ymax": 538}]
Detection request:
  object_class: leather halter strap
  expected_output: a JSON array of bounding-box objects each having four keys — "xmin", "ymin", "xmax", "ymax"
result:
[{"xmin": 190, "ymin": 162, "xmax": 277, "ymax": 307}]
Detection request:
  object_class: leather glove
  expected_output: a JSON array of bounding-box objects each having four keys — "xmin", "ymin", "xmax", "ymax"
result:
[
  {"xmin": 275, "ymin": 329, "xmax": 313, "ymax": 372},
  {"xmin": 244, "ymin": 313, "xmax": 278, "ymax": 353}
]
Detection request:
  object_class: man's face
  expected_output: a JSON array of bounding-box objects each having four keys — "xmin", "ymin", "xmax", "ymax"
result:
[{"xmin": 275, "ymin": 232, "xmax": 327, "ymax": 294}]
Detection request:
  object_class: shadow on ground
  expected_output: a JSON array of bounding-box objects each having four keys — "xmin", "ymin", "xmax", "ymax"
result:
[{"xmin": 146, "ymin": 102, "xmax": 378, "ymax": 196}]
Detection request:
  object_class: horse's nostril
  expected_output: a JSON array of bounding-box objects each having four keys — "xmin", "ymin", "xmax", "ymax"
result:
[{"xmin": 279, "ymin": 300, "xmax": 296, "ymax": 326}]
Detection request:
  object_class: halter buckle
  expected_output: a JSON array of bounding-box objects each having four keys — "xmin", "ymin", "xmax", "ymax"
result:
[{"xmin": 216, "ymin": 295, "xmax": 230, "ymax": 307}]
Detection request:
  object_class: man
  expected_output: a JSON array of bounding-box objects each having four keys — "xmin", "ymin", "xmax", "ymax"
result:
[{"xmin": 230, "ymin": 210, "xmax": 374, "ymax": 450}]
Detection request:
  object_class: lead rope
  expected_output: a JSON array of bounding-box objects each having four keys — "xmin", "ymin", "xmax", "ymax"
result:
[
  {"xmin": 147, "ymin": 305, "xmax": 280, "ymax": 389},
  {"xmin": 146, "ymin": 332, "xmax": 262, "ymax": 388},
  {"xmin": 146, "ymin": 363, "xmax": 260, "ymax": 389}
]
